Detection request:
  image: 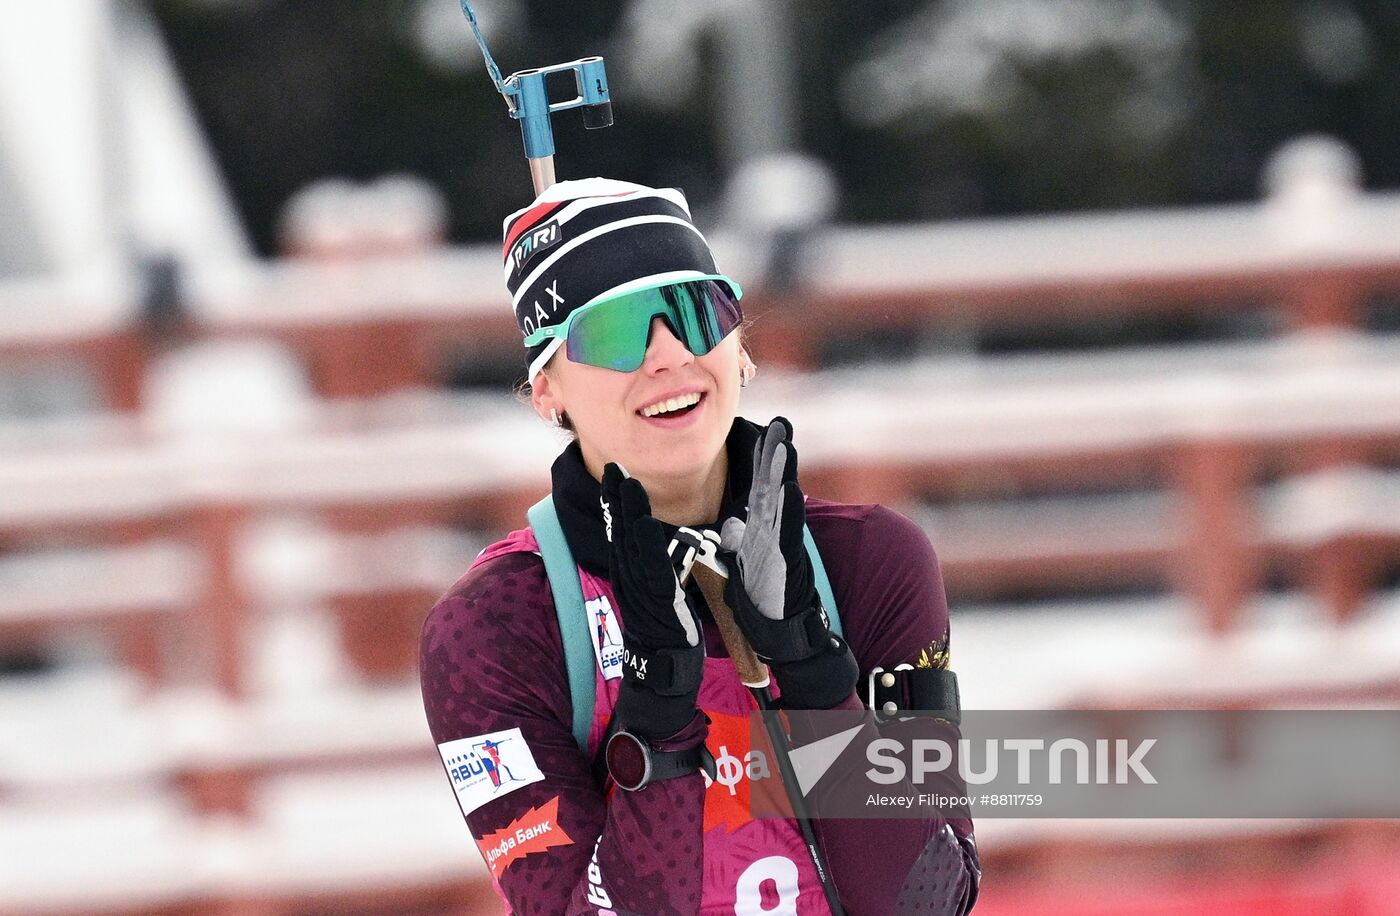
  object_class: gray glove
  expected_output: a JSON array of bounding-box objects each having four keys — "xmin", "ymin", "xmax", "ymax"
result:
[{"xmin": 718, "ymin": 417, "xmax": 857, "ymax": 708}]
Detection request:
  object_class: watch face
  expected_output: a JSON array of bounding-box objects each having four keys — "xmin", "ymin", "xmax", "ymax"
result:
[{"xmin": 606, "ymin": 731, "xmax": 649, "ymax": 791}]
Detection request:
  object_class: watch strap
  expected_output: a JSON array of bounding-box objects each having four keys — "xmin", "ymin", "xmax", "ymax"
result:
[
  {"xmin": 648, "ymin": 740, "xmax": 715, "ymax": 784},
  {"xmin": 607, "ymin": 728, "xmax": 715, "ymax": 790}
]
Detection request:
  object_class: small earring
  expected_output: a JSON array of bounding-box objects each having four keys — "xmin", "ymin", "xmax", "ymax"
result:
[
  {"xmin": 740, "ymin": 362, "xmax": 756, "ymax": 387},
  {"xmin": 549, "ymin": 408, "xmax": 563, "ymax": 426}
]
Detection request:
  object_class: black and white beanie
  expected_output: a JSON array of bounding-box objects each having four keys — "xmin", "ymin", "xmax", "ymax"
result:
[{"xmin": 501, "ymin": 178, "xmax": 737, "ymax": 384}]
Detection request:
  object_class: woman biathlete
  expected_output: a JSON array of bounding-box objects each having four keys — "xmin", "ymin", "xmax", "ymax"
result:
[{"xmin": 420, "ymin": 178, "xmax": 980, "ymax": 914}]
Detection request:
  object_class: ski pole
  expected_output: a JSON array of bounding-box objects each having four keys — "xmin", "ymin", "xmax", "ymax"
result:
[
  {"xmin": 673, "ymin": 529, "xmax": 848, "ymax": 916},
  {"xmin": 459, "ymin": 0, "xmax": 613, "ymax": 194}
]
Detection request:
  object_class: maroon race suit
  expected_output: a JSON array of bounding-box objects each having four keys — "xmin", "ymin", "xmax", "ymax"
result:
[{"xmin": 420, "ymin": 417, "xmax": 980, "ymax": 914}]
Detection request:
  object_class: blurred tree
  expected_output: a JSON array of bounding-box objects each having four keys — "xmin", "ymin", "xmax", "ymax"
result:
[{"xmin": 152, "ymin": 0, "xmax": 1400, "ymax": 254}]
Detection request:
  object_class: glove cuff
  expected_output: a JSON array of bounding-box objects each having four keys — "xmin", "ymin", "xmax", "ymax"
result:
[
  {"xmin": 772, "ymin": 634, "xmax": 860, "ymax": 710},
  {"xmin": 621, "ymin": 643, "xmax": 705, "ymax": 697},
  {"xmin": 724, "ymin": 577, "xmax": 831, "ymax": 665},
  {"xmin": 615, "ymin": 681, "xmax": 703, "ymax": 741}
]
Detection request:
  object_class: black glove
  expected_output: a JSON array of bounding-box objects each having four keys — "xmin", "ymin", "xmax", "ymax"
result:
[
  {"xmin": 718, "ymin": 417, "xmax": 858, "ymax": 709},
  {"xmin": 602, "ymin": 462, "xmax": 705, "ymax": 740}
]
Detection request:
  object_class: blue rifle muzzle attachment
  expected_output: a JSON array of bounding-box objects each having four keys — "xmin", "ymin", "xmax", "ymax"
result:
[
  {"xmin": 506, "ymin": 57, "xmax": 613, "ymax": 159},
  {"xmin": 459, "ymin": 0, "xmax": 613, "ymax": 191}
]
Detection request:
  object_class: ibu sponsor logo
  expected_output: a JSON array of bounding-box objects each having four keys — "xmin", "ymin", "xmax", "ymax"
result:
[
  {"xmin": 587, "ymin": 595, "xmax": 625, "ymax": 681},
  {"xmin": 510, "ymin": 220, "xmax": 560, "ymax": 275},
  {"xmin": 437, "ymin": 726, "xmax": 545, "ymax": 815}
]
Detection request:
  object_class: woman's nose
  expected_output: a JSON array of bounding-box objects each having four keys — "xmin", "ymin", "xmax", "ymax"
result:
[{"xmin": 642, "ymin": 315, "xmax": 693, "ymax": 372}]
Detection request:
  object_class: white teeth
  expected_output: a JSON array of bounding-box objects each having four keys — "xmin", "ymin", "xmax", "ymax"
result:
[{"xmin": 641, "ymin": 391, "xmax": 702, "ymax": 417}]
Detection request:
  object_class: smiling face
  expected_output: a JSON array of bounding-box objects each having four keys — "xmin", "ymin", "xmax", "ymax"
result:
[{"xmin": 532, "ymin": 315, "xmax": 748, "ymax": 485}]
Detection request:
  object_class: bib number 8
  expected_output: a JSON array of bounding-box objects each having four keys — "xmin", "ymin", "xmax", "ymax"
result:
[{"xmin": 735, "ymin": 856, "xmax": 799, "ymax": 915}]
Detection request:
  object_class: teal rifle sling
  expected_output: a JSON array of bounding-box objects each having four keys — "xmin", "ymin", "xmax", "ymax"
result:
[{"xmin": 528, "ymin": 494, "xmax": 843, "ymax": 752}]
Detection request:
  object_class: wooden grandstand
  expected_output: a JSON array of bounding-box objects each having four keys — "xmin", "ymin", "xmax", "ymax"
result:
[{"xmin": 3, "ymin": 188, "xmax": 1400, "ymax": 913}]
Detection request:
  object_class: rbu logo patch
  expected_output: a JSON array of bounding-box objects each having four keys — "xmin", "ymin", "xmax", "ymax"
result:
[
  {"xmin": 587, "ymin": 595, "xmax": 625, "ymax": 681},
  {"xmin": 437, "ymin": 726, "xmax": 545, "ymax": 815},
  {"xmin": 510, "ymin": 220, "xmax": 561, "ymax": 275}
]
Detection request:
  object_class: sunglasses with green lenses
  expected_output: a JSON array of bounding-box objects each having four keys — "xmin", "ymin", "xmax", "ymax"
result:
[{"xmin": 524, "ymin": 278, "xmax": 745, "ymax": 372}]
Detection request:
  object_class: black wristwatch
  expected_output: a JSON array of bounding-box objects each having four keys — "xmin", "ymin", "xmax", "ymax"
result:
[{"xmin": 605, "ymin": 729, "xmax": 716, "ymax": 791}]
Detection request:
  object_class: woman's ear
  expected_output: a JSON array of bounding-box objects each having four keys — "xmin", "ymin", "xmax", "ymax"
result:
[
  {"xmin": 738, "ymin": 344, "xmax": 757, "ymax": 385},
  {"xmin": 530, "ymin": 368, "xmax": 559, "ymax": 420}
]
